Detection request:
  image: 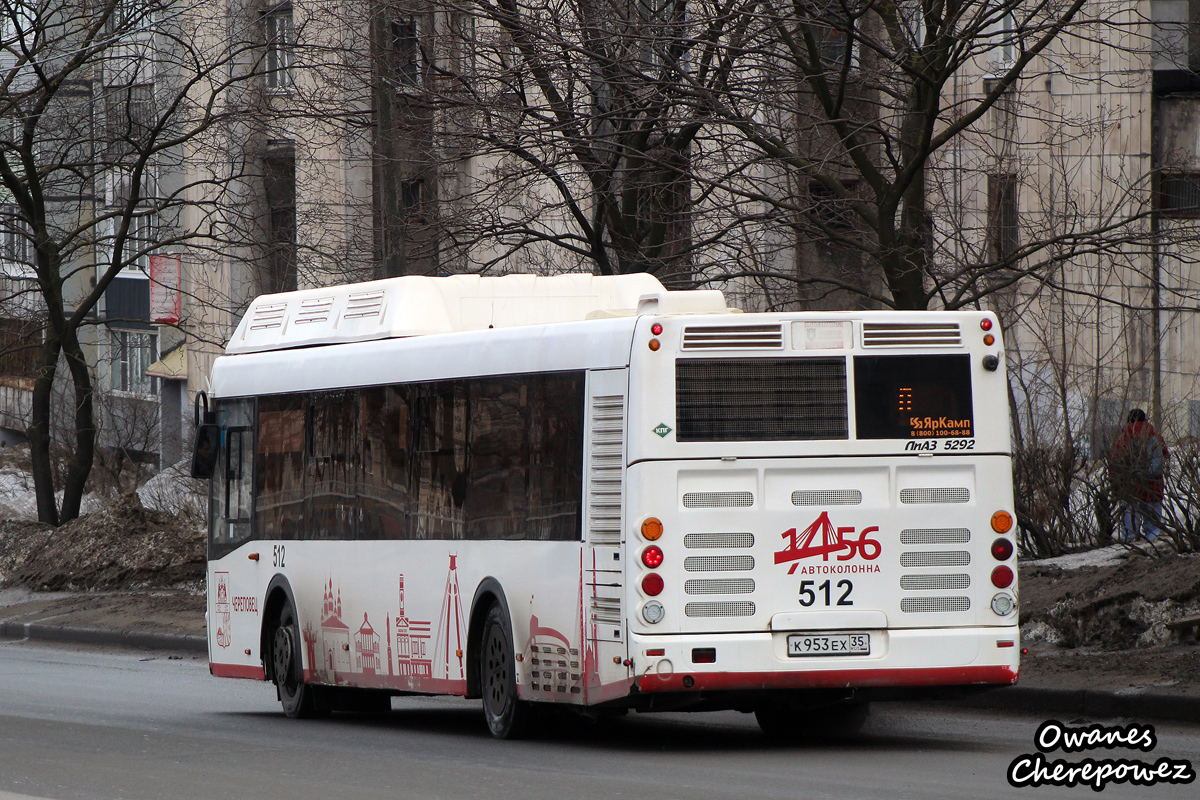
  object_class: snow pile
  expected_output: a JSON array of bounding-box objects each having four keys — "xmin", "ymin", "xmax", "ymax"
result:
[{"xmin": 137, "ymin": 459, "xmax": 206, "ymax": 523}]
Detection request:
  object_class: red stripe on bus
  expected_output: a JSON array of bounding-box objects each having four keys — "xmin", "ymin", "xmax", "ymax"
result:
[
  {"xmin": 210, "ymin": 663, "xmax": 266, "ymax": 680},
  {"xmin": 635, "ymin": 665, "xmax": 1017, "ymax": 693}
]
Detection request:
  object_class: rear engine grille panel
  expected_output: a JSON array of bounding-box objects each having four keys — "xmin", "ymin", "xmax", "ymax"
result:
[
  {"xmin": 900, "ymin": 487, "xmax": 971, "ymax": 504},
  {"xmin": 682, "ymin": 325, "xmax": 783, "ymax": 349},
  {"xmin": 900, "ymin": 574, "xmax": 971, "ymax": 590},
  {"xmin": 685, "ymin": 578, "xmax": 755, "ymax": 595},
  {"xmin": 900, "ymin": 551, "xmax": 971, "ymax": 568},
  {"xmin": 900, "ymin": 597, "xmax": 971, "ymax": 613},
  {"xmin": 684, "ymin": 555, "xmax": 755, "ymax": 572},
  {"xmin": 682, "ymin": 491, "xmax": 753, "ymax": 508},
  {"xmin": 684, "ymin": 532, "xmax": 755, "ymax": 549},
  {"xmin": 792, "ymin": 489, "xmax": 862, "ymax": 506},
  {"xmin": 900, "ymin": 528, "xmax": 971, "ymax": 544},
  {"xmin": 675, "ymin": 358, "xmax": 848, "ymax": 442},
  {"xmin": 862, "ymin": 322, "xmax": 962, "ymax": 348},
  {"xmin": 685, "ymin": 601, "xmax": 756, "ymax": 617}
]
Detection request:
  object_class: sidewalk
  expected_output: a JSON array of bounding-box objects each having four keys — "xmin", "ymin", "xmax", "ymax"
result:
[{"xmin": 2, "ymin": 588, "xmax": 1198, "ymax": 725}]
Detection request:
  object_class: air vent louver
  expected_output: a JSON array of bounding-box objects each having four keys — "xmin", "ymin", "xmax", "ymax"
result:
[
  {"xmin": 863, "ymin": 322, "xmax": 962, "ymax": 348},
  {"xmin": 900, "ymin": 574, "xmax": 971, "ymax": 590},
  {"xmin": 682, "ymin": 491, "xmax": 753, "ymax": 508},
  {"xmin": 792, "ymin": 489, "xmax": 862, "ymax": 506},
  {"xmin": 682, "ymin": 325, "xmax": 783, "ymax": 349},
  {"xmin": 900, "ymin": 597, "xmax": 970, "ymax": 613},
  {"xmin": 900, "ymin": 487, "xmax": 971, "ymax": 504},
  {"xmin": 684, "ymin": 532, "xmax": 754, "ymax": 549},
  {"xmin": 685, "ymin": 601, "xmax": 756, "ymax": 617},
  {"xmin": 248, "ymin": 302, "xmax": 287, "ymax": 331},
  {"xmin": 343, "ymin": 290, "xmax": 385, "ymax": 320},
  {"xmin": 294, "ymin": 296, "xmax": 334, "ymax": 325}
]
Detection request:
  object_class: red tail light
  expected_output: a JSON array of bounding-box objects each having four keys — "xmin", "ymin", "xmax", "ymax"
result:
[
  {"xmin": 642, "ymin": 573, "xmax": 664, "ymax": 596},
  {"xmin": 991, "ymin": 538, "xmax": 1014, "ymax": 561},
  {"xmin": 991, "ymin": 565, "xmax": 1014, "ymax": 588},
  {"xmin": 641, "ymin": 546, "xmax": 664, "ymax": 568}
]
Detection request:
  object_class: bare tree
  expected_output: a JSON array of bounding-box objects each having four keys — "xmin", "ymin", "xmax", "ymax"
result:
[{"xmin": 0, "ymin": 0, "xmax": 258, "ymax": 524}]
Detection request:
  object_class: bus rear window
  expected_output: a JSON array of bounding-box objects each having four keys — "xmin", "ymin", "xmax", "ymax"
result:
[
  {"xmin": 854, "ymin": 355, "xmax": 973, "ymax": 439},
  {"xmin": 676, "ymin": 358, "xmax": 848, "ymax": 441}
]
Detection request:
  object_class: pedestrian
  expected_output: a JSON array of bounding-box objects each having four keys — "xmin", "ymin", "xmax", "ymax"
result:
[{"xmin": 1109, "ymin": 408, "xmax": 1168, "ymax": 541}]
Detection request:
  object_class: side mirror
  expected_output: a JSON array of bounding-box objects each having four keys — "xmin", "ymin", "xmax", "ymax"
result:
[
  {"xmin": 190, "ymin": 390, "xmax": 219, "ymax": 479},
  {"xmin": 190, "ymin": 423, "xmax": 220, "ymax": 479}
]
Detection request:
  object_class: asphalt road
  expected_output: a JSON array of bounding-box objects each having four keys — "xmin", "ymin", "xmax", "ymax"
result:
[{"xmin": 0, "ymin": 639, "xmax": 1197, "ymax": 800}]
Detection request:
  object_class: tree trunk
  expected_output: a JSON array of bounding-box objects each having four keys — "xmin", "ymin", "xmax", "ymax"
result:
[
  {"xmin": 27, "ymin": 331, "xmax": 62, "ymax": 526},
  {"xmin": 58, "ymin": 327, "xmax": 95, "ymax": 524}
]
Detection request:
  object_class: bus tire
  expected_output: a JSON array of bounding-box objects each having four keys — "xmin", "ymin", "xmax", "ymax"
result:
[
  {"xmin": 480, "ymin": 603, "xmax": 528, "ymax": 739},
  {"xmin": 270, "ymin": 602, "xmax": 325, "ymax": 719},
  {"xmin": 755, "ymin": 700, "xmax": 869, "ymax": 741}
]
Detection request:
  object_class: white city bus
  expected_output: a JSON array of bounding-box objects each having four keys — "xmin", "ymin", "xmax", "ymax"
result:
[{"xmin": 195, "ymin": 273, "xmax": 1019, "ymax": 738}]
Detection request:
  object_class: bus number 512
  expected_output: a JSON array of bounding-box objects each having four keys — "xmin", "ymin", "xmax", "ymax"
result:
[{"xmin": 799, "ymin": 579, "xmax": 853, "ymax": 606}]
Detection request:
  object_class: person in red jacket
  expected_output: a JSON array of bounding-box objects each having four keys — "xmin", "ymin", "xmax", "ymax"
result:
[{"xmin": 1109, "ymin": 408, "xmax": 1168, "ymax": 541}]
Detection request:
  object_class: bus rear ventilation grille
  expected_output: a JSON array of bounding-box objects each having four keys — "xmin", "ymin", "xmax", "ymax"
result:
[
  {"xmin": 294, "ymin": 296, "xmax": 335, "ymax": 325},
  {"xmin": 685, "ymin": 601, "xmax": 756, "ymax": 617},
  {"xmin": 900, "ymin": 574, "xmax": 971, "ymax": 591},
  {"xmin": 247, "ymin": 302, "xmax": 286, "ymax": 330},
  {"xmin": 900, "ymin": 551, "xmax": 971, "ymax": 568},
  {"xmin": 900, "ymin": 597, "xmax": 971, "ymax": 613},
  {"xmin": 684, "ymin": 532, "xmax": 754, "ymax": 549},
  {"xmin": 684, "ymin": 555, "xmax": 755, "ymax": 572},
  {"xmin": 685, "ymin": 578, "xmax": 755, "ymax": 595},
  {"xmin": 682, "ymin": 491, "xmax": 753, "ymax": 508},
  {"xmin": 342, "ymin": 289, "xmax": 385, "ymax": 319},
  {"xmin": 792, "ymin": 489, "xmax": 862, "ymax": 506},
  {"xmin": 899, "ymin": 487, "xmax": 971, "ymax": 504},
  {"xmin": 862, "ymin": 322, "xmax": 962, "ymax": 348},
  {"xmin": 900, "ymin": 528, "xmax": 971, "ymax": 544},
  {"xmin": 682, "ymin": 325, "xmax": 783, "ymax": 349}
]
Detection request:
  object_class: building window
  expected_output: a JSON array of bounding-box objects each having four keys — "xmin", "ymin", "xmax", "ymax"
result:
[
  {"xmin": 1159, "ymin": 171, "xmax": 1200, "ymax": 217},
  {"xmin": 1, "ymin": 205, "xmax": 30, "ymax": 268},
  {"xmin": 391, "ymin": 19, "xmax": 421, "ymax": 88},
  {"xmin": 265, "ymin": 6, "xmax": 295, "ymax": 90},
  {"xmin": 263, "ymin": 141, "xmax": 297, "ymax": 293},
  {"xmin": 107, "ymin": 0, "xmax": 155, "ymax": 34},
  {"xmin": 449, "ymin": 12, "xmax": 476, "ymax": 77},
  {"xmin": 988, "ymin": 172, "xmax": 1019, "ymax": 262},
  {"xmin": 401, "ymin": 179, "xmax": 424, "ymax": 221},
  {"xmin": 110, "ymin": 328, "xmax": 158, "ymax": 395}
]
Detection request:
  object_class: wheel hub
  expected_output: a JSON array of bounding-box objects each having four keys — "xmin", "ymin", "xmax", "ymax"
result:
[{"xmin": 273, "ymin": 625, "xmax": 294, "ymax": 685}]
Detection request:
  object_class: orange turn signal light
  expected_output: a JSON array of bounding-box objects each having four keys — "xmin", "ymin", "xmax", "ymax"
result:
[
  {"xmin": 649, "ymin": 338, "xmax": 661, "ymax": 351},
  {"xmin": 991, "ymin": 510, "xmax": 1014, "ymax": 533},
  {"xmin": 983, "ymin": 334, "xmax": 995, "ymax": 346},
  {"xmin": 641, "ymin": 518, "xmax": 663, "ymax": 541}
]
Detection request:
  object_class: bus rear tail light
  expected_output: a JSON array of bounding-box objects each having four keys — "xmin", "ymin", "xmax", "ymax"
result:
[
  {"xmin": 981, "ymin": 318, "xmax": 993, "ymax": 331},
  {"xmin": 991, "ymin": 566, "xmax": 1014, "ymax": 589},
  {"xmin": 991, "ymin": 538, "xmax": 1014, "ymax": 561},
  {"xmin": 691, "ymin": 648, "xmax": 716, "ymax": 664},
  {"xmin": 991, "ymin": 511, "xmax": 1014, "ymax": 533},
  {"xmin": 641, "ymin": 545, "xmax": 664, "ymax": 568},
  {"xmin": 642, "ymin": 573, "xmax": 664, "ymax": 596}
]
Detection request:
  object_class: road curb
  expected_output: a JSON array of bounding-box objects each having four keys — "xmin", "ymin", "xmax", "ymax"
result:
[
  {"xmin": 0, "ymin": 621, "xmax": 207, "ymax": 653},
  {"xmin": 951, "ymin": 686, "xmax": 1200, "ymax": 725}
]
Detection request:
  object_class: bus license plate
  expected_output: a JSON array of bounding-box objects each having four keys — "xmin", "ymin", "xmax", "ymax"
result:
[{"xmin": 787, "ymin": 633, "xmax": 871, "ymax": 657}]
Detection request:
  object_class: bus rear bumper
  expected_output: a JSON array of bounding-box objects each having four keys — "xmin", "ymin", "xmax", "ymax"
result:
[{"xmin": 630, "ymin": 626, "xmax": 1019, "ymax": 694}]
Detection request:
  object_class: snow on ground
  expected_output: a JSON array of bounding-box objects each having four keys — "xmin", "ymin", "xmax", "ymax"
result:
[{"xmin": 1023, "ymin": 544, "xmax": 1131, "ymax": 570}]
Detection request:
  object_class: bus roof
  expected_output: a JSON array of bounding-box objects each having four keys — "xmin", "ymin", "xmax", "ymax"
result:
[{"xmin": 226, "ymin": 273, "xmax": 733, "ymax": 354}]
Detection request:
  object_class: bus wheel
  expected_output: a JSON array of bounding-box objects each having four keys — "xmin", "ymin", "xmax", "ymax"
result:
[
  {"xmin": 480, "ymin": 603, "xmax": 529, "ymax": 739},
  {"xmin": 755, "ymin": 700, "xmax": 869, "ymax": 741},
  {"xmin": 271, "ymin": 603, "xmax": 324, "ymax": 719}
]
